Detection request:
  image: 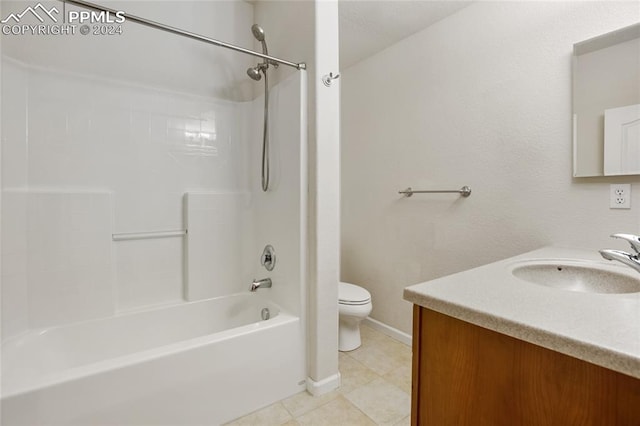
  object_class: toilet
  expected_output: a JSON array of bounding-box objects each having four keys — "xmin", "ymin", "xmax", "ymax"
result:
[{"xmin": 338, "ymin": 282, "xmax": 373, "ymax": 352}]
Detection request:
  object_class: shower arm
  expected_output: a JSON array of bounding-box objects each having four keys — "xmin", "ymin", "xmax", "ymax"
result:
[{"xmin": 60, "ymin": 0, "xmax": 306, "ymax": 70}]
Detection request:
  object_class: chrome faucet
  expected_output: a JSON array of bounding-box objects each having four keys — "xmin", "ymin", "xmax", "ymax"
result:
[
  {"xmin": 250, "ymin": 278, "xmax": 272, "ymax": 292},
  {"xmin": 599, "ymin": 233, "xmax": 640, "ymax": 274}
]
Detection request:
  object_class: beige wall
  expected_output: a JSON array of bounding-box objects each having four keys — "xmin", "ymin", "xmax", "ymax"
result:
[{"xmin": 341, "ymin": 1, "xmax": 640, "ymax": 335}]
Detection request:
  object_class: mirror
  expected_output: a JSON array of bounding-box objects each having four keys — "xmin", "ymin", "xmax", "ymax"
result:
[{"xmin": 572, "ymin": 23, "xmax": 640, "ymax": 177}]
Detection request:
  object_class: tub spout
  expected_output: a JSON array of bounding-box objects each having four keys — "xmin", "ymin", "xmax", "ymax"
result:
[{"xmin": 250, "ymin": 278, "xmax": 272, "ymax": 292}]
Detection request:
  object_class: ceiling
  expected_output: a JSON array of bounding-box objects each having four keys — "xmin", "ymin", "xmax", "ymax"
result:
[{"xmin": 339, "ymin": 1, "xmax": 472, "ymax": 69}]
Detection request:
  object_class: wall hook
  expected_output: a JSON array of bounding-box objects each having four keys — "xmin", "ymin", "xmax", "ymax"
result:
[{"xmin": 322, "ymin": 72, "xmax": 340, "ymax": 87}]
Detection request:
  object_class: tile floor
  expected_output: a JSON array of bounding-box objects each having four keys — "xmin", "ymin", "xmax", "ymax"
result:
[{"xmin": 227, "ymin": 325, "xmax": 412, "ymax": 426}]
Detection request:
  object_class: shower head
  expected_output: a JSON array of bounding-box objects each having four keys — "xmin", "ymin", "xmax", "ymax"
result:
[
  {"xmin": 247, "ymin": 66, "xmax": 262, "ymax": 81},
  {"xmin": 251, "ymin": 24, "xmax": 265, "ymax": 42},
  {"xmin": 247, "ymin": 24, "xmax": 270, "ymax": 82},
  {"xmin": 251, "ymin": 24, "xmax": 269, "ymax": 59}
]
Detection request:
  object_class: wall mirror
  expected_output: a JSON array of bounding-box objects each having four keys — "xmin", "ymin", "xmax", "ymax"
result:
[{"xmin": 573, "ymin": 23, "xmax": 640, "ymax": 177}]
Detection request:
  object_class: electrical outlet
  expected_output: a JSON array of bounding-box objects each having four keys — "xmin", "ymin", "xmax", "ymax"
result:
[{"xmin": 610, "ymin": 184, "xmax": 631, "ymax": 209}]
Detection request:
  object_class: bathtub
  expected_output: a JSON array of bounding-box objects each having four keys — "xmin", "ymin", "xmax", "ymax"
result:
[{"xmin": 1, "ymin": 293, "xmax": 306, "ymax": 425}]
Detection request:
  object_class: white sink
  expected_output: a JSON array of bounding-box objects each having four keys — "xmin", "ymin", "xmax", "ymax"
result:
[{"xmin": 510, "ymin": 259, "xmax": 640, "ymax": 294}]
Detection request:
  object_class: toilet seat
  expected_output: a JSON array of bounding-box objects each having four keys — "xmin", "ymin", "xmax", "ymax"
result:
[{"xmin": 339, "ymin": 282, "xmax": 371, "ymax": 306}]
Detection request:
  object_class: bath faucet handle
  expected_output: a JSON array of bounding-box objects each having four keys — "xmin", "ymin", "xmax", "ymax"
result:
[{"xmin": 610, "ymin": 233, "xmax": 640, "ymax": 255}]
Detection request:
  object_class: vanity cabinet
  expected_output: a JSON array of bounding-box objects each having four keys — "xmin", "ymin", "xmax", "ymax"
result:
[{"xmin": 411, "ymin": 306, "xmax": 640, "ymax": 425}]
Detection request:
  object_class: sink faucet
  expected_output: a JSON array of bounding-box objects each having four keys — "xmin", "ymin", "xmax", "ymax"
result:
[
  {"xmin": 250, "ymin": 278, "xmax": 272, "ymax": 292},
  {"xmin": 599, "ymin": 233, "xmax": 640, "ymax": 274}
]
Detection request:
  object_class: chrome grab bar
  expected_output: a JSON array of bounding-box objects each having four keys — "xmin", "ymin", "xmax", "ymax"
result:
[
  {"xmin": 399, "ymin": 186, "xmax": 472, "ymax": 198},
  {"xmin": 112, "ymin": 230, "xmax": 186, "ymax": 241}
]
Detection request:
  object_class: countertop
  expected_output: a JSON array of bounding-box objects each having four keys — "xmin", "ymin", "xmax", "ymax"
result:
[{"xmin": 403, "ymin": 246, "xmax": 640, "ymax": 379}]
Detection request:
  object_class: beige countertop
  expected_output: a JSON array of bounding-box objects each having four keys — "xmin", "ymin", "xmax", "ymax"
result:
[{"xmin": 403, "ymin": 246, "xmax": 640, "ymax": 379}]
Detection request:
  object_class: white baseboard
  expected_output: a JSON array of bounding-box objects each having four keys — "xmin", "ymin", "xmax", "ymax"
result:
[
  {"xmin": 363, "ymin": 317, "xmax": 412, "ymax": 346},
  {"xmin": 306, "ymin": 373, "xmax": 341, "ymax": 396}
]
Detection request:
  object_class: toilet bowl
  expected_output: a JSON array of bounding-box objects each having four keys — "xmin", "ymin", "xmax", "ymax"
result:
[{"xmin": 338, "ymin": 282, "xmax": 372, "ymax": 352}]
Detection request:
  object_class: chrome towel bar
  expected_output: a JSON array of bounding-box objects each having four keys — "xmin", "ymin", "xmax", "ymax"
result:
[{"xmin": 399, "ymin": 186, "xmax": 472, "ymax": 198}]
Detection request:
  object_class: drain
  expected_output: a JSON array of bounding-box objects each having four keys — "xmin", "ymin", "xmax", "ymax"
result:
[{"xmin": 261, "ymin": 307, "xmax": 271, "ymax": 320}]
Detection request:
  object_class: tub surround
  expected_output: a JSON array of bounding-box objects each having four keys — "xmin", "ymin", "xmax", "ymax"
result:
[
  {"xmin": 1, "ymin": 294, "xmax": 305, "ymax": 425},
  {"xmin": 403, "ymin": 246, "xmax": 640, "ymax": 379},
  {"xmin": 2, "ymin": 35, "xmax": 308, "ymax": 425}
]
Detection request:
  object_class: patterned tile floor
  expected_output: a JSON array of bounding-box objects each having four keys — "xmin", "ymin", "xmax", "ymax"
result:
[{"xmin": 226, "ymin": 325, "xmax": 412, "ymax": 426}]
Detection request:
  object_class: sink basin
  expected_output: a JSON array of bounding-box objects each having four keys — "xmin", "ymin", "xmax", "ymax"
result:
[{"xmin": 510, "ymin": 259, "xmax": 640, "ymax": 294}]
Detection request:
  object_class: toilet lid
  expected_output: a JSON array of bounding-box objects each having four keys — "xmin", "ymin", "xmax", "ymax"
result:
[{"xmin": 339, "ymin": 282, "xmax": 371, "ymax": 305}]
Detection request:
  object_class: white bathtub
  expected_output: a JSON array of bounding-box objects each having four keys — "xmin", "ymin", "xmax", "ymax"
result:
[{"xmin": 1, "ymin": 293, "xmax": 306, "ymax": 425}]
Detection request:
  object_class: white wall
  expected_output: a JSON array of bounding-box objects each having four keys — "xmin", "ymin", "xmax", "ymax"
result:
[
  {"xmin": 341, "ymin": 1, "xmax": 640, "ymax": 335},
  {"xmin": 0, "ymin": 0, "xmax": 4, "ymax": 344},
  {"xmin": 310, "ymin": 0, "xmax": 340, "ymax": 394},
  {"xmin": 248, "ymin": 71, "xmax": 307, "ymax": 317},
  {"xmin": 254, "ymin": 0, "xmax": 341, "ymax": 394},
  {"xmin": 1, "ymin": 0, "xmax": 255, "ymax": 101},
  {"xmin": 1, "ymin": 0, "xmax": 254, "ymax": 335},
  {"xmin": 1, "ymin": 1, "xmax": 305, "ymax": 339},
  {"xmin": 252, "ymin": 1, "xmax": 314, "ymax": 90}
]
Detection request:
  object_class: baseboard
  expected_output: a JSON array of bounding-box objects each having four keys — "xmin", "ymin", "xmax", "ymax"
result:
[
  {"xmin": 306, "ymin": 373, "xmax": 341, "ymax": 396},
  {"xmin": 363, "ymin": 317, "xmax": 412, "ymax": 346}
]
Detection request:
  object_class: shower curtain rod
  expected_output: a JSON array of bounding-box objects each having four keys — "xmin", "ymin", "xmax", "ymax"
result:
[{"xmin": 61, "ymin": 0, "xmax": 307, "ymax": 70}]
